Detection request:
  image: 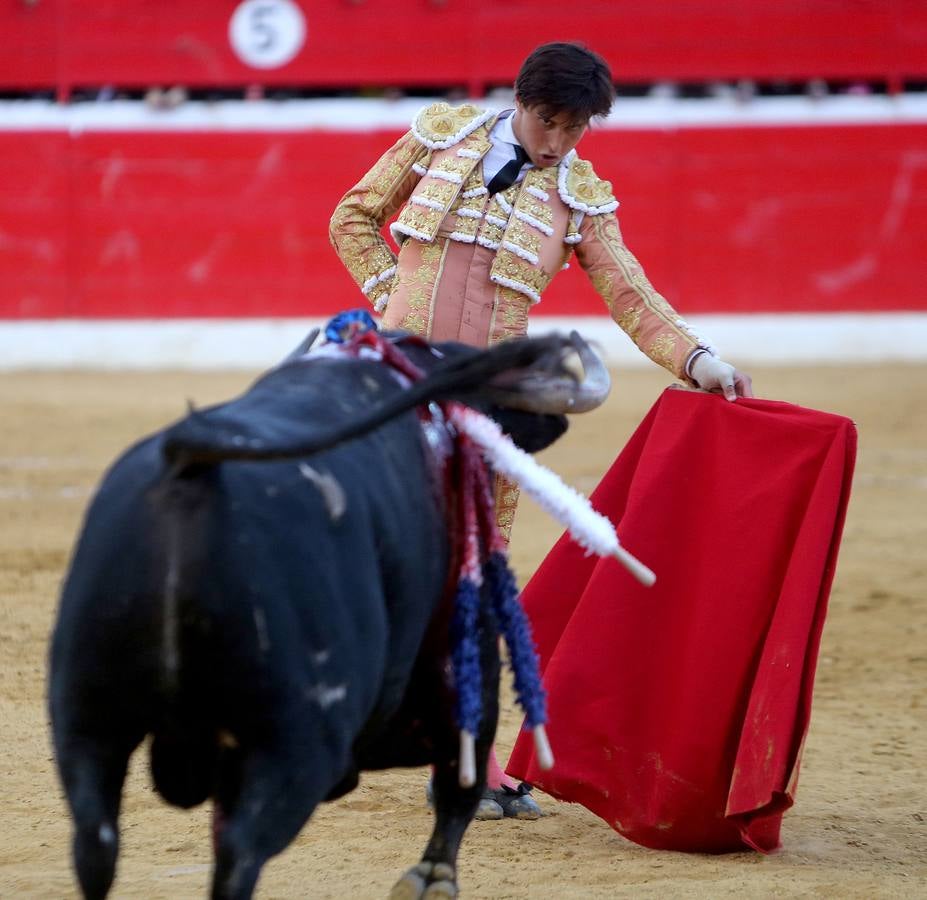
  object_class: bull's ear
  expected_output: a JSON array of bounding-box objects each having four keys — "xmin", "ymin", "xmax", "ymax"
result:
[{"xmin": 491, "ymin": 409, "xmax": 569, "ymax": 453}]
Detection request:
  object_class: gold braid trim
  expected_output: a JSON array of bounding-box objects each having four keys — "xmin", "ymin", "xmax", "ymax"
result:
[
  {"xmin": 329, "ymin": 131, "xmax": 430, "ymax": 305},
  {"xmin": 412, "ymin": 102, "xmax": 495, "ymax": 149},
  {"xmin": 585, "ymin": 214, "xmax": 698, "ymax": 374},
  {"xmin": 559, "ymin": 155, "xmax": 619, "ymax": 215}
]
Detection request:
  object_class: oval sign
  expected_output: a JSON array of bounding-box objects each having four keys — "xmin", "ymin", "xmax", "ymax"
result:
[{"xmin": 229, "ymin": 0, "xmax": 306, "ymax": 70}]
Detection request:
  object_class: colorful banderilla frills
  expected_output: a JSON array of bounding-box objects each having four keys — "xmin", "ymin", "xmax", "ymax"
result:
[{"xmin": 321, "ymin": 313, "xmax": 652, "ymax": 786}]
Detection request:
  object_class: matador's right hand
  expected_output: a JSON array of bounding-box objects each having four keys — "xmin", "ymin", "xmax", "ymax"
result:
[{"xmin": 690, "ymin": 352, "xmax": 754, "ymax": 402}]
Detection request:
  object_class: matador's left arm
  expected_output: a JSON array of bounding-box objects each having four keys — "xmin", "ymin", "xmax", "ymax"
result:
[{"xmin": 575, "ymin": 211, "xmax": 710, "ymax": 383}]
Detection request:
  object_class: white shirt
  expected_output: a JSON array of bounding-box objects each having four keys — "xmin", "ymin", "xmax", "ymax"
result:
[{"xmin": 483, "ymin": 110, "xmax": 533, "ymax": 186}]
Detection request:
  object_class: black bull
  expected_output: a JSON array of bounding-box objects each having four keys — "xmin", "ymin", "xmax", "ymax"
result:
[{"xmin": 48, "ymin": 330, "xmax": 609, "ymax": 899}]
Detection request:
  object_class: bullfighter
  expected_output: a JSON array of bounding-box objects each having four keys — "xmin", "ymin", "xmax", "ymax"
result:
[{"xmin": 330, "ymin": 40, "xmax": 754, "ymax": 819}]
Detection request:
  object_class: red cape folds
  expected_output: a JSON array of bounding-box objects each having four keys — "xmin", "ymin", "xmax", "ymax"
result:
[{"xmin": 507, "ymin": 388, "xmax": 856, "ymax": 853}]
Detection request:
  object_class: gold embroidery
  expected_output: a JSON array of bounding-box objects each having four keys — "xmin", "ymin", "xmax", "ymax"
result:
[
  {"xmin": 575, "ymin": 213, "xmax": 699, "ymax": 377},
  {"xmin": 395, "ymin": 204, "xmax": 444, "ymax": 240},
  {"xmin": 394, "ymin": 143, "xmax": 485, "ymax": 242},
  {"xmin": 499, "ymin": 295, "xmax": 529, "ymax": 332},
  {"xmin": 487, "ymin": 195, "xmax": 513, "ymax": 223},
  {"xmin": 476, "ymin": 193, "xmax": 511, "ymax": 245},
  {"xmin": 415, "ymin": 102, "xmax": 485, "ymax": 145},
  {"xmin": 478, "ymin": 219, "xmax": 505, "ymax": 245},
  {"xmin": 491, "ymin": 248, "xmax": 551, "ymax": 297},
  {"xmin": 397, "ymin": 241, "xmax": 447, "ymax": 337},
  {"xmin": 588, "ymin": 269, "xmax": 612, "ymax": 300},
  {"xmin": 330, "ymin": 130, "xmax": 429, "ymax": 303},
  {"xmin": 433, "ymin": 156, "xmax": 473, "ymax": 178},
  {"xmin": 564, "ymin": 156, "xmax": 615, "ymax": 209},
  {"xmin": 460, "ymin": 169, "xmax": 485, "ymax": 195},
  {"xmin": 529, "ymin": 168, "xmax": 558, "ymax": 195},
  {"xmin": 422, "ymin": 241, "xmax": 444, "ymax": 262},
  {"xmin": 617, "ymin": 306, "xmax": 641, "ymax": 338},
  {"xmin": 588, "ymin": 215, "xmax": 688, "ymax": 332},
  {"xmin": 451, "ymin": 214, "xmax": 480, "ymax": 238},
  {"xmin": 505, "ymin": 220, "xmax": 542, "ymax": 257},
  {"xmin": 453, "ymin": 199, "xmax": 486, "ymax": 217},
  {"xmin": 492, "ymin": 474, "xmax": 521, "ymax": 544},
  {"xmin": 649, "ymin": 333, "xmax": 677, "ymax": 368},
  {"xmin": 419, "ymin": 181, "xmax": 459, "ymax": 206},
  {"xmin": 520, "ymin": 197, "xmax": 554, "ymax": 227},
  {"xmin": 426, "ymin": 241, "xmax": 451, "ymax": 335},
  {"xmin": 406, "ymin": 241, "xmax": 444, "ymax": 288},
  {"xmin": 398, "ymin": 309, "xmax": 430, "ymax": 336}
]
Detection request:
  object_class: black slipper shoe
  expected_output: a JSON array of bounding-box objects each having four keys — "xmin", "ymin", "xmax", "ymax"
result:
[{"xmin": 488, "ymin": 782, "xmax": 544, "ymax": 819}]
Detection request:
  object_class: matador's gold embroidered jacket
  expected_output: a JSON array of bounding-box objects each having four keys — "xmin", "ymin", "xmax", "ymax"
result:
[{"xmin": 329, "ymin": 101, "xmax": 713, "ymax": 380}]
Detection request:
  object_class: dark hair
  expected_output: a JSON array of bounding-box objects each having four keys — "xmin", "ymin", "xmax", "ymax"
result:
[{"xmin": 514, "ymin": 42, "xmax": 615, "ymax": 122}]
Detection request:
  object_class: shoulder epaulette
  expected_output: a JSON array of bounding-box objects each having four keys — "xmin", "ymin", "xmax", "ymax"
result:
[
  {"xmin": 557, "ymin": 152, "xmax": 619, "ymax": 215},
  {"xmin": 412, "ymin": 102, "xmax": 495, "ymax": 150}
]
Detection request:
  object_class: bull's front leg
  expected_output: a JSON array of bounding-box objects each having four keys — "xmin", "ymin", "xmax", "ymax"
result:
[
  {"xmin": 390, "ymin": 613, "xmax": 501, "ymax": 900},
  {"xmin": 389, "ymin": 758, "xmax": 489, "ymax": 900}
]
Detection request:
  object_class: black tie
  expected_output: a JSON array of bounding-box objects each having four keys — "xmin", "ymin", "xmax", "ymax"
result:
[{"xmin": 487, "ymin": 145, "xmax": 528, "ymax": 195}]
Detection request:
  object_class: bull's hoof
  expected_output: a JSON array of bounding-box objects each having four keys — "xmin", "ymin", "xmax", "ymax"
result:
[{"xmin": 389, "ymin": 861, "xmax": 457, "ymax": 899}]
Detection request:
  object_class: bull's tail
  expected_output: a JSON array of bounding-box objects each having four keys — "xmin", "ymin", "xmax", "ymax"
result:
[{"xmin": 161, "ymin": 335, "xmax": 566, "ymax": 469}]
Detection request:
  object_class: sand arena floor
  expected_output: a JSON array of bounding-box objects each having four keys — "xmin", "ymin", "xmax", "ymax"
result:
[{"xmin": 1, "ymin": 364, "xmax": 924, "ymax": 899}]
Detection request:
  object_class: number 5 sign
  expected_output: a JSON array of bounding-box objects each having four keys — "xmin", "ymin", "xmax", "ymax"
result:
[{"xmin": 229, "ymin": 0, "xmax": 307, "ymax": 69}]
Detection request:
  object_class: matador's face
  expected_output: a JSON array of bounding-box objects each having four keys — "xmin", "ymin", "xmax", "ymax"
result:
[{"xmin": 512, "ymin": 101, "xmax": 588, "ymax": 169}]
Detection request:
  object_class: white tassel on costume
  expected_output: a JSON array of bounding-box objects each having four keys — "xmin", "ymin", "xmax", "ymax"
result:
[
  {"xmin": 411, "ymin": 195, "xmax": 447, "ymax": 211},
  {"xmin": 449, "ymin": 406, "xmax": 656, "ymax": 586},
  {"xmin": 488, "ymin": 272, "xmax": 541, "ymax": 304}
]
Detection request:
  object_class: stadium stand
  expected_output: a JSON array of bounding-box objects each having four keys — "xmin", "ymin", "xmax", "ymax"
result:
[{"xmin": 1, "ymin": 0, "xmax": 925, "ymax": 340}]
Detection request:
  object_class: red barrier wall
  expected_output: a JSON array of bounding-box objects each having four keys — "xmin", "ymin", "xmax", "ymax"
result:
[
  {"xmin": 3, "ymin": 1, "xmax": 926, "ymax": 96},
  {"xmin": 2, "ymin": 121, "xmax": 925, "ymax": 318}
]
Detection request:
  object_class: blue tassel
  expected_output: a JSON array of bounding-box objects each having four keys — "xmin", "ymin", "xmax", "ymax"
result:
[
  {"xmin": 324, "ymin": 308, "xmax": 377, "ymax": 344},
  {"xmin": 450, "ymin": 576, "xmax": 484, "ymax": 735},
  {"xmin": 485, "ymin": 552, "xmax": 547, "ymax": 729}
]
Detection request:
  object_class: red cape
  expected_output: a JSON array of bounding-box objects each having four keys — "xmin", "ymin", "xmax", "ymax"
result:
[{"xmin": 507, "ymin": 388, "xmax": 856, "ymax": 853}]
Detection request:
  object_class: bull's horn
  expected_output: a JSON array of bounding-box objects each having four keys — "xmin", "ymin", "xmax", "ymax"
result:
[
  {"xmin": 280, "ymin": 327, "xmax": 321, "ymax": 364},
  {"xmin": 491, "ymin": 331, "xmax": 611, "ymax": 414},
  {"xmin": 563, "ymin": 330, "xmax": 611, "ymax": 413}
]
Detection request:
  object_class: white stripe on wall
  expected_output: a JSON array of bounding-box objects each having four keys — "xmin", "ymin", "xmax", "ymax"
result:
[
  {"xmin": 2, "ymin": 95, "xmax": 927, "ymax": 133},
  {"xmin": 2, "ymin": 314, "xmax": 925, "ymax": 369}
]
